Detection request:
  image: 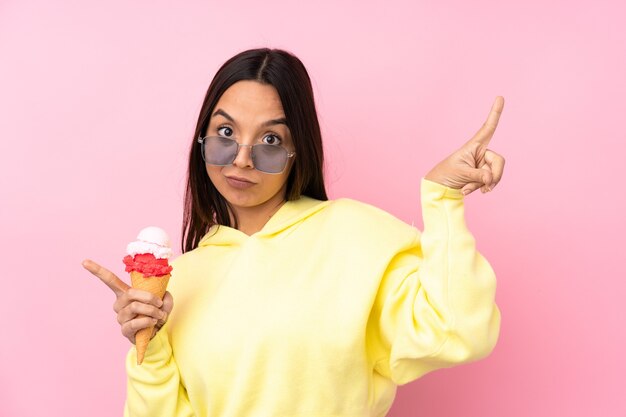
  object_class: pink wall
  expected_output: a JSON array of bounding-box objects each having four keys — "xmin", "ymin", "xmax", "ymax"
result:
[{"xmin": 1, "ymin": 0, "xmax": 624, "ymax": 416}]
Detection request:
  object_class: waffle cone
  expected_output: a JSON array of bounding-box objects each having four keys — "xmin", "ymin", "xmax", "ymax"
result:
[{"xmin": 130, "ymin": 271, "xmax": 170, "ymax": 365}]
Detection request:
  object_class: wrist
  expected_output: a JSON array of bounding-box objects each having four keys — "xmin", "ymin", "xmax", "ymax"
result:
[{"xmin": 424, "ymin": 169, "xmax": 447, "ymax": 187}]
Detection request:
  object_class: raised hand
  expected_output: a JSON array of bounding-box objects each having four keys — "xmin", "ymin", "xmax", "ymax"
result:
[
  {"xmin": 82, "ymin": 259, "xmax": 173, "ymax": 344},
  {"xmin": 424, "ymin": 96, "xmax": 505, "ymax": 195}
]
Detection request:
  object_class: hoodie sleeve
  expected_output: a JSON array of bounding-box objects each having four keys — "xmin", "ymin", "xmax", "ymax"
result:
[
  {"xmin": 367, "ymin": 178, "xmax": 501, "ymax": 385},
  {"xmin": 124, "ymin": 324, "xmax": 195, "ymax": 417}
]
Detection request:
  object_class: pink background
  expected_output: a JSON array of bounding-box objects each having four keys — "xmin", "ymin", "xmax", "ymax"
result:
[{"xmin": 1, "ymin": 0, "xmax": 624, "ymax": 416}]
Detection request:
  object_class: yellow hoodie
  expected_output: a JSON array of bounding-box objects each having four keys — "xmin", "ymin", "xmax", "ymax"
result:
[{"xmin": 124, "ymin": 178, "xmax": 500, "ymax": 417}]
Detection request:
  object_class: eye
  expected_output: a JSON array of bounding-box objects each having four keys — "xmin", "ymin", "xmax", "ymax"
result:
[
  {"xmin": 217, "ymin": 126, "xmax": 233, "ymax": 137},
  {"xmin": 262, "ymin": 134, "xmax": 282, "ymax": 146}
]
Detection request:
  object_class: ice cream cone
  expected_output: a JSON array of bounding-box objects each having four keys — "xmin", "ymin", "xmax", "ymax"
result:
[
  {"xmin": 130, "ymin": 271, "xmax": 171, "ymax": 365},
  {"xmin": 123, "ymin": 226, "xmax": 173, "ymax": 365}
]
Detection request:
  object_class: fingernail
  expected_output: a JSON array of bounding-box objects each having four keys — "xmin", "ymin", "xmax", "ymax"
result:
[{"xmin": 161, "ymin": 312, "xmax": 168, "ymax": 321}]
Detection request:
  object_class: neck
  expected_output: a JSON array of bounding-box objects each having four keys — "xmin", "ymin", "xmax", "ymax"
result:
[{"xmin": 229, "ymin": 193, "xmax": 287, "ymax": 236}]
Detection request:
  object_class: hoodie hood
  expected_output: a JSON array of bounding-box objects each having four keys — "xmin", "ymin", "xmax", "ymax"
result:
[{"xmin": 198, "ymin": 196, "xmax": 331, "ymax": 247}]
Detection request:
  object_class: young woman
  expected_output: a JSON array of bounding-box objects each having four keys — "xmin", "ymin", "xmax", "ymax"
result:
[{"xmin": 84, "ymin": 48, "xmax": 505, "ymax": 417}]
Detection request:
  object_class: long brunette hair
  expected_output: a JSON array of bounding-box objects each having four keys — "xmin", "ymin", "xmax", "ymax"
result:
[{"xmin": 182, "ymin": 48, "xmax": 328, "ymax": 253}]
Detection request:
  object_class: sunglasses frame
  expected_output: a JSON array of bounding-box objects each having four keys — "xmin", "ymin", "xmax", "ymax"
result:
[{"xmin": 197, "ymin": 135, "xmax": 296, "ymax": 174}]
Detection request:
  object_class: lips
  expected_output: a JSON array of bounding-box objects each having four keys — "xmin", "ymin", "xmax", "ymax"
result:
[
  {"xmin": 225, "ymin": 175, "xmax": 256, "ymax": 189},
  {"xmin": 226, "ymin": 175, "xmax": 254, "ymax": 184}
]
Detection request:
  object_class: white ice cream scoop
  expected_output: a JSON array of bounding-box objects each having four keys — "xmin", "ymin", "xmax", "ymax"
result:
[{"xmin": 127, "ymin": 226, "xmax": 172, "ymax": 259}]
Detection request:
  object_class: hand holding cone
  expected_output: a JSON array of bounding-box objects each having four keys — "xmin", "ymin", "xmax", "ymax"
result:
[{"xmin": 82, "ymin": 258, "xmax": 173, "ymax": 363}]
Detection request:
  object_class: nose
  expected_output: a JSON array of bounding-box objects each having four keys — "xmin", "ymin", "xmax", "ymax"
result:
[{"xmin": 231, "ymin": 143, "xmax": 254, "ymax": 169}]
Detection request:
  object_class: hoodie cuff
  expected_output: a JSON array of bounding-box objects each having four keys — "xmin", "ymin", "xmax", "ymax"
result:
[{"xmin": 420, "ymin": 178, "xmax": 464, "ymax": 201}]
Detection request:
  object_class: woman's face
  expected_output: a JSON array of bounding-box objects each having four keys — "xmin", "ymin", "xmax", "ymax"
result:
[{"xmin": 204, "ymin": 80, "xmax": 295, "ymax": 213}]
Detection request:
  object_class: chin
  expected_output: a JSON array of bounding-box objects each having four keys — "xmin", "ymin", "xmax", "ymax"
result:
[{"xmin": 223, "ymin": 190, "xmax": 263, "ymax": 208}]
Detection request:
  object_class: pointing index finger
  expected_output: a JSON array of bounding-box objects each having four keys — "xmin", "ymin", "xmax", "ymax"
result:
[
  {"xmin": 470, "ymin": 96, "xmax": 505, "ymax": 145},
  {"xmin": 82, "ymin": 259, "xmax": 130, "ymax": 296}
]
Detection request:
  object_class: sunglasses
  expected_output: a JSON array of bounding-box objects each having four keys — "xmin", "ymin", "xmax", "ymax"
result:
[{"xmin": 197, "ymin": 135, "xmax": 296, "ymax": 174}]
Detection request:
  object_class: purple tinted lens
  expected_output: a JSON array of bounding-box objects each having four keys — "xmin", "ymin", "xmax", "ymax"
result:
[
  {"xmin": 204, "ymin": 137, "xmax": 238, "ymax": 165},
  {"xmin": 252, "ymin": 145, "xmax": 288, "ymax": 173}
]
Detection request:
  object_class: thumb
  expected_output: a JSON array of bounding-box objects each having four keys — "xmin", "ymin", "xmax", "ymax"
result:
[
  {"xmin": 462, "ymin": 167, "xmax": 493, "ymax": 186},
  {"xmin": 155, "ymin": 291, "xmax": 174, "ymax": 331},
  {"xmin": 162, "ymin": 291, "xmax": 174, "ymax": 315}
]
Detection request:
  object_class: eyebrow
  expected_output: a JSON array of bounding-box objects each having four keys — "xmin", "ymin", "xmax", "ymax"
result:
[{"xmin": 212, "ymin": 108, "xmax": 288, "ymax": 128}]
